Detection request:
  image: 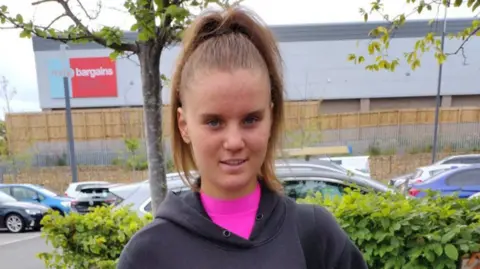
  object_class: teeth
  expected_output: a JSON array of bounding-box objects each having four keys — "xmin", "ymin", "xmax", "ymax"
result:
[{"xmin": 223, "ymin": 160, "xmax": 244, "ymax": 165}]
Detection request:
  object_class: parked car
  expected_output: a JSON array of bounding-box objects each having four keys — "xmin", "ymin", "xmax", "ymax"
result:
[
  {"xmin": 0, "ymin": 184, "xmax": 73, "ymax": 215},
  {"xmin": 0, "ymin": 191, "xmax": 50, "ymax": 233},
  {"xmin": 469, "ymin": 192, "xmax": 480, "ymax": 200},
  {"xmin": 434, "ymin": 154, "xmax": 480, "ymax": 165},
  {"xmin": 64, "ymin": 181, "xmax": 111, "ymax": 198},
  {"xmin": 409, "ymin": 165, "xmax": 480, "ymax": 198},
  {"xmin": 110, "ymin": 172, "xmax": 195, "ymax": 216},
  {"xmin": 388, "ymin": 173, "xmax": 414, "ymax": 186},
  {"xmin": 393, "ymin": 164, "xmax": 469, "ymax": 190},
  {"xmin": 111, "ymin": 169, "xmax": 393, "ymax": 217},
  {"xmin": 71, "ymin": 184, "xmax": 119, "ymax": 214},
  {"xmin": 275, "ymin": 158, "xmax": 373, "ymax": 180},
  {"xmin": 318, "ymin": 155, "xmax": 370, "ymax": 176}
]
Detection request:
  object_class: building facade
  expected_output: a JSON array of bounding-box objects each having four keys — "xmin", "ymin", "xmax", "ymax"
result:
[{"xmin": 32, "ymin": 18, "xmax": 480, "ymax": 114}]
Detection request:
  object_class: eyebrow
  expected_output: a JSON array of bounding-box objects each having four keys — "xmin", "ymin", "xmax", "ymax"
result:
[{"xmin": 200, "ymin": 109, "xmax": 265, "ymax": 119}]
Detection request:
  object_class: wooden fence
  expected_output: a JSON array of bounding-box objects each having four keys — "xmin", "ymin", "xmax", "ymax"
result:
[
  {"xmin": 5, "ymin": 104, "xmax": 480, "ymax": 154},
  {"xmin": 5, "ymin": 101, "xmax": 321, "ymax": 153}
]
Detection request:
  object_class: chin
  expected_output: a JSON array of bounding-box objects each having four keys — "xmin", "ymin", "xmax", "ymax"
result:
[{"xmin": 218, "ymin": 174, "xmax": 257, "ymax": 192}]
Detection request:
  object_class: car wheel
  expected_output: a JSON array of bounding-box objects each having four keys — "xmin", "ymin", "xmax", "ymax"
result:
[{"xmin": 5, "ymin": 213, "xmax": 25, "ymax": 233}]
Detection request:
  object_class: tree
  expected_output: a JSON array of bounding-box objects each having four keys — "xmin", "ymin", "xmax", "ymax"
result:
[
  {"xmin": 0, "ymin": 0, "xmax": 234, "ymax": 213},
  {"xmin": 349, "ymin": 0, "xmax": 480, "ymax": 71},
  {"xmin": 0, "ymin": 76, "xmax": 16, "ymax": 156}
]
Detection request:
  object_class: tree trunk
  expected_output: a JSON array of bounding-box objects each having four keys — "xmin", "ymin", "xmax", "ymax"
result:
[{"xmin": 138, "ymin": 43, "xmax": 167, "ymax": 214}]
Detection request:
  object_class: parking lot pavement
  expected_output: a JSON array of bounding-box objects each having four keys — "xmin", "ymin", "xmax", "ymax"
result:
[
  {"xmin": 0, "ymin": 230, "xmax": 51, "ymax": 269},
  {"xmin": 0, "ymin": 230, "xmax": 42, "ymax": 246}
]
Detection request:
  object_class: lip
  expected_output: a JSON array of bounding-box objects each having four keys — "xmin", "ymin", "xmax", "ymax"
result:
[
  {"xmin": 219, "ymin": 159, "xmax": 247, "ymax": 164},
  {"xmin": 219, "ymin": 159, "xmax": 248, "ymax": 173}
]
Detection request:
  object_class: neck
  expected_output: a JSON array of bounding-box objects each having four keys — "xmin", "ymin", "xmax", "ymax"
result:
[
  {"xmin": 200, "ymin": 183, "xmax": 261, "ymax": 215},
  {"xmin": 199, "ymin": 178, "xmax": 259, "ymax": 200}
]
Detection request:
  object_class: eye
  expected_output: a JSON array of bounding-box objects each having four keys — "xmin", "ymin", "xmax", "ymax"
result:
[
  {"xmin": 244, "ymin": 116, "xmax": 259, "ymax": 126},
  {"xmin": 206, "ymin": 119, "xmax": 221, "ymax": 128}
]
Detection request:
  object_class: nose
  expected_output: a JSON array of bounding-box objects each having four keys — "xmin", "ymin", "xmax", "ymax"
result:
[{"xmin": 223, "ymin": 126, "xmax": 245, "ymax": 151}]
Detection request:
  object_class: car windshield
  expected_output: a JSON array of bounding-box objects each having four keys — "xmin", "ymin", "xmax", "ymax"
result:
[
  {"xmin": 422, "ymin": 169, "xmax": 453, "ymax": 184},
  {"xmin": 412, "ymin": 169, "xmax": 423, "ymax": 178},
  {"xmin": 36, "ymin": 186, "xmax": 58, "ymax": 197},
  {"xmin": 0, "ymin": 191, "xmax": 17, "ymax": 203}
]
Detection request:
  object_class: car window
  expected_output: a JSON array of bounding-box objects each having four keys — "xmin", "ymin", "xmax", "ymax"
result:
[
  {"xmin": 283, "ymin": 179, "xmax": 344, "ymax": 200},
  {"xmin": 0, "ymin": 187, "xmax": 11, "ymax": 195},
  {"xmin": 143, "ymin": 188, "xmax": 190, "ymax": 213},
  {"xmin": 0, "ymin": 191, "xmax": 16, "ymax": 203},
  {"xmin": 413, "ymin": 169, "xmax": 423, "ymax": 178},
  {"xmin": 37, "ymin": 186, "xmax": 58, "ymax": 197},
  {"xmin": 11, "ymin": 187, "xmax": 38, "ymax": 200},
  {"xmin": 429, "ymin": 169, "xmax": 449, "ymax": 177},
  {"xmin": 144, "ymin": 201, "xmax": 152, "ymax": 212},
  {"xmin": 443, "ymin": 157, "xmax": 480, "ymax": 164},
  {"xmin": 76, "ymin": 184, "xmax": 93, "ymax": 191},
  {"xmin": 445, "ymin": 169, "xmax": 480, "ymax": 186}
]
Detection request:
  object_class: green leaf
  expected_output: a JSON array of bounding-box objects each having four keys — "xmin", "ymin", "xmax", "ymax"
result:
[
  {"xmin": 15, "ymin": 14, "xmax": 23, "ymax": 23},
  {"xmin": 444, "ymin": 244, "xmax": 458, "ymax": 261},
  {"xmin": 347, "ymin": 54, "xmax": 356, "ymax": 62},
  {"xmin": 109, "ymin": 51, "xmax": 122, "ymax": 60},
  {"xmin": 433, "ymin": 243, "xmax": 443, "ymax": 256},
  {"xmin": 138, "ymin": 31, "xmax": 149, "ymax": 41},
  {"xmin": 473, "ymin": 1, "xmax": 480, "ymax": 11},
  {"xmin": 130, "ymin": 23, "xmax": 139, "ymax": 31}
]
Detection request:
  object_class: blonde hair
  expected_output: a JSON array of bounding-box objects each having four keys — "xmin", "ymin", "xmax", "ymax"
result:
[{"xmin": 170, "ymin": 6, "xmax": 285, "ymax": 192}]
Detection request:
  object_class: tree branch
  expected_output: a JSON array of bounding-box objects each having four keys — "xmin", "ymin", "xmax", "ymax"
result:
[
  {"xmin": 445, "ymin": 26, "xmax": 480, "ymax": 65},
  {"xmin": 44, "ymin": 14, "xmax": 68, "ymax": 29},
  {"xmin": 74, "ymin": 0, "xmax": 101, "ymax": 20},
  {"xmin": 47, "ymin": 0, "xmax": 137, "ymax": 52},
  {"xmin": 10, "ymin": 0, "xmax": 138, "ymax": 53}
]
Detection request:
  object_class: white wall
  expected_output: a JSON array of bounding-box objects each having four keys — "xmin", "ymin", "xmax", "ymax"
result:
[{"xmin": 34, "ymin": 36, "xmax": 480, "ymax": 109}]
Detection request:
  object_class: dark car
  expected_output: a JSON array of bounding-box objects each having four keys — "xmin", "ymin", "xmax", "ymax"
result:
[
  {"xmin": 71, "ymin": 185, "xmax": 118, "ymax": 214},
  {"xmin": 0, "ymin": 191, "xmax": 50, "ymax": 233}
]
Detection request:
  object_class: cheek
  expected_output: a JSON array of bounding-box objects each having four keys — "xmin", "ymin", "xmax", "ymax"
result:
[
  {"xmin": 188, "ymin": 126, "xmax": 220, "ymax": 158},
  {"xmin": 245, "ymin": 122, "xmax": 272, "ymax": 152}
]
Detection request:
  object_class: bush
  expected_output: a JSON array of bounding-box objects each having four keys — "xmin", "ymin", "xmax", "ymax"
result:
[
  {"xmin": 37, "ymin": 206, "xmax": 152, "ymax": 269},
  {"xmin": 298, "ymin": 190, "xmax": 480, "ymax": 269}
]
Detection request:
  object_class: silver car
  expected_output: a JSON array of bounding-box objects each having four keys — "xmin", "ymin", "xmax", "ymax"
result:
[{"xmin": 111, "ymin": 169, "xmax": 392, "ymax": 217}]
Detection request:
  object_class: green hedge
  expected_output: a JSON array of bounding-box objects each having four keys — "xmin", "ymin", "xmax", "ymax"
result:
[
  {"xmin": 37, "ymin": 191, "xmax": 480, "ymax": 269},
  {"xmin": 37, "ymin": 206, "xmax": 152, "ymax": 269},
  {"xmin": 299, "ymin": 190, "xmax": 480, "ymax": 269}
]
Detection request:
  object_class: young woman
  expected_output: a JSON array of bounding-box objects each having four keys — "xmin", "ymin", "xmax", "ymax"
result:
[{"xmin": 117, "ymin": 6, "xmax": 368, "ymax": 269}]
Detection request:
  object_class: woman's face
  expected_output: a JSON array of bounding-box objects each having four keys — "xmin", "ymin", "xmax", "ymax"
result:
[{"xmin": 177, "ymin": 69, "xmax": 272, "ymax": 199}]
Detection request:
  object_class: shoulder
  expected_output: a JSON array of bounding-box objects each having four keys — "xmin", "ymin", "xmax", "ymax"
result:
[
  {"xmin": 294, "ymin": 202, "xmax": 350, "ymax": 259},
  {"xmin": 283, "ymin": 195, "xmax": 348, "ymax": 244},
  {"xmin": 307, "ymin": 204, "xmax": 368, "ymax": 268},
  {"xmin": 117, "ymin": 218, "xmax": 174, "ymax": 268},
  {"xmin": 311, "ymin": 204, "xmax": 349, "ymax": 243}
]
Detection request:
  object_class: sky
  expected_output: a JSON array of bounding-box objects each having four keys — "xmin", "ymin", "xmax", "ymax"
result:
[{"xmin": 0, "ymin": 0, "xmax": 475, "ymax": 117}]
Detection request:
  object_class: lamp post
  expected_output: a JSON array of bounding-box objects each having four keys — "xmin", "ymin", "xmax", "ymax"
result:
[
  {"xmin": 431, "ymin": 2, "xmax": 449, "ymax": 164},
  {"xmin": 59, "ymin": 44, "xmax": 78, "ymax": 183}
]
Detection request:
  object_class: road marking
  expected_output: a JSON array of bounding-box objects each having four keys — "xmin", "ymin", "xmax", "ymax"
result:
[{"xmin": 0, "ymin": 234, "xmax": 42, "ymax": 247}]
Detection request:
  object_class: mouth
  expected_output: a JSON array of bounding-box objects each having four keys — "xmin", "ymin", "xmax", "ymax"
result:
[{"xmin": 219, "ymin": 159, "xmax": 248, "ymax": 166}]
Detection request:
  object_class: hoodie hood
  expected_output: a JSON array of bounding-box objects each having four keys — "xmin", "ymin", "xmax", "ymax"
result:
[{"xmin": 155, "ymin": 181, "xmax": 286, "ymax": 249}]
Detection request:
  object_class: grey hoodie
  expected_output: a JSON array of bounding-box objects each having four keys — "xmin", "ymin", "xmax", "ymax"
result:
[{"xmin": 117, "ymin": 182, "xmax": 368, "ymax": 269}]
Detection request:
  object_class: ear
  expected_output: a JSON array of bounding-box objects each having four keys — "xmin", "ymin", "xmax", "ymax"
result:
[{"xmin": 177, "ymin": 107, "xmax": 190, "ymax": 144}]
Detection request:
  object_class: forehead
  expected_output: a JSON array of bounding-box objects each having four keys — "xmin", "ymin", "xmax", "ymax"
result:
[{"xmin": 184, "ymin": 69, "xmax": 271, "ymax": 114}]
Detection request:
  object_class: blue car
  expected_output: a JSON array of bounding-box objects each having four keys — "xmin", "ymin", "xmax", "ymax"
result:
[
  {"xmin": 409, "ymin": 165, "xmax": 480, "ymax": 198},
  {"xmin": 0, "ymin": 184, "xmax": 73, "ymax": 215}
]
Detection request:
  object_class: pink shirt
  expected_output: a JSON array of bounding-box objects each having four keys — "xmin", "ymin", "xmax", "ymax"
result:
[{"xmin": 200, "ymin": 183, "xmax": 261, "ymax": 239}]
